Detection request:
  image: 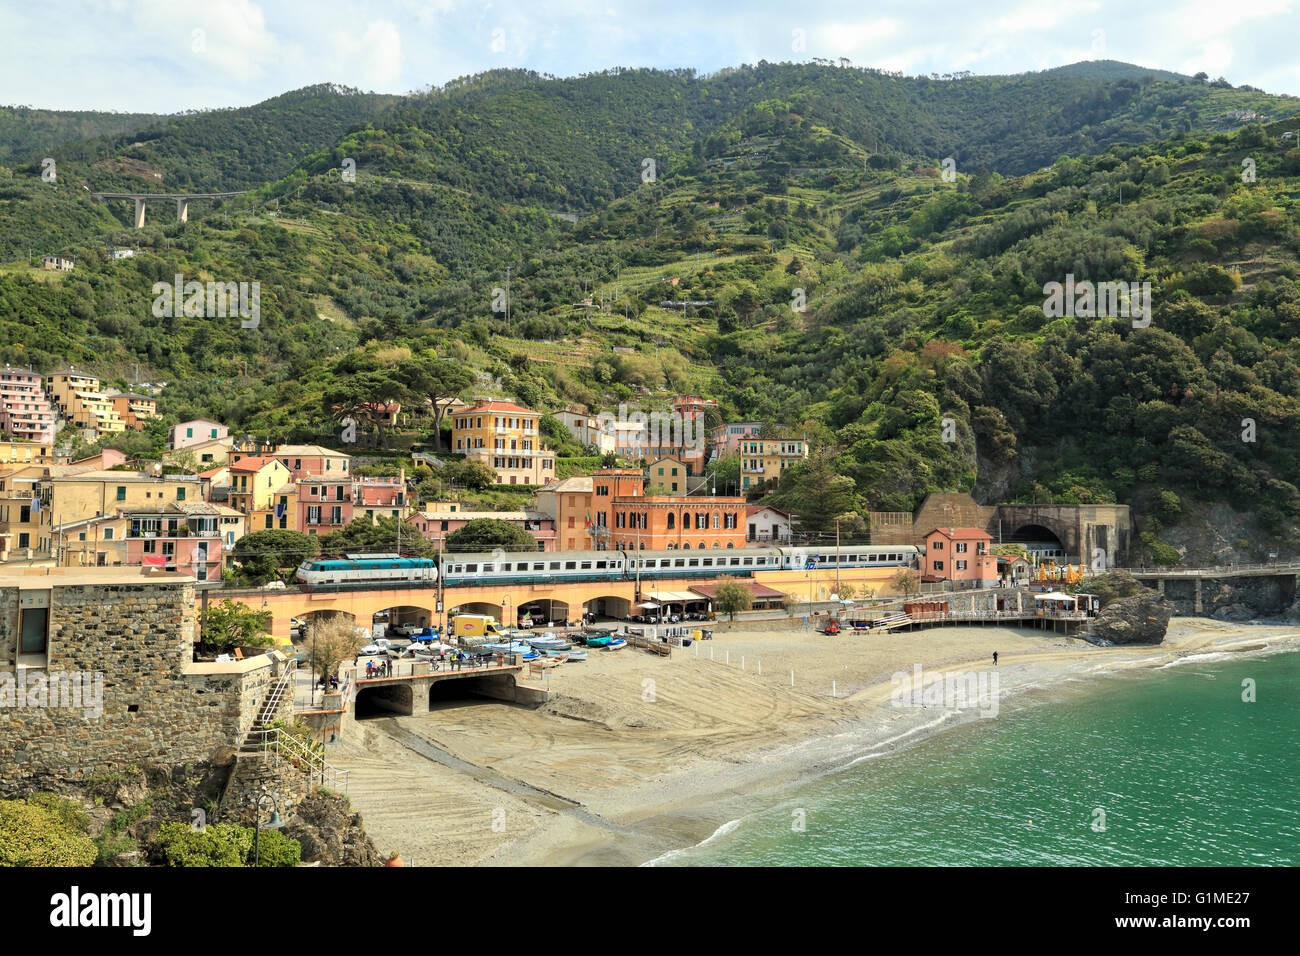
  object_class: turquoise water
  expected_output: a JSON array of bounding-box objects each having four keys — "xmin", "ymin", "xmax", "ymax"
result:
[{"xmin": 666, "ymin": 650, "xmax": 1300, "ymax": 866}]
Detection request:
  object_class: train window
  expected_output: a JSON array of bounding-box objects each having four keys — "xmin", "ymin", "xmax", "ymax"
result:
[
  {"xmin": 533, "ymin": 563, "xmax": 544, "ymax": 571},
  {"xmin": 581, "ymin": 561, "xmax": 592, "ymax": 570},
  {"xmin": 549, "ymin": 562, "xmax": 560, "ymax": 570},
  {"xmin": 483, "ymin": 564, "xmax": 494, "ymax": 573},
  {"xmin": 565, "ymin": 562, "xmax": 576, "ymax": 570},
  {"xmin": 596, "ymin": 561, "xmax": 606, "ymax": 569},
  {"xmin": 674, "ymin": 559, "xmax": 685, "ymax": 567},
  {"xmin": 688, "ymin": 559, "xmax": 699, "ymax": 567},
  {"xmin": 730, "ymin": 557, "xmax": 740, "ymax": 566},
  {"xmin": 703, "ymin": 558, "xmax": 713, "ymax": 566},
  {"xmin": 743, "ymin": 557, "xmax": 753, "ymax": 566},
  {"xmin": 465, "ymin": 564, "xmax": 477, "ymax": 573}
]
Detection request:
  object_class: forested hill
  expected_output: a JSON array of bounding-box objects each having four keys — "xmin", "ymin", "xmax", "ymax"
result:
[
  {"xmin": 1, "ymin": 62, "xmax": 1300, "ymax": 563},
  {"xmin": 13, "ymin": 84, "xmax": 399, "ymax": 192},
  {"xmin": 0, "ymin": 106, "xmax": 162, "ymax": 164}
]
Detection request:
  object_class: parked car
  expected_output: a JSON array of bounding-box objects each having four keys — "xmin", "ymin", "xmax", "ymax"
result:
[
  {"xmin": 392, "ymin": 623, "xmax": 424, "ymax": 637},
  {"xmin": 261, "ymin": 580, "xmax": 287, "ymax": 590}
]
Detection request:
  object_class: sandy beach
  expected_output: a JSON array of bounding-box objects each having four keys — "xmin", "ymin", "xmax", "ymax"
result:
[{"xmin": 328, "ymin": 617, "xmax": 1300, "ymax": 866}]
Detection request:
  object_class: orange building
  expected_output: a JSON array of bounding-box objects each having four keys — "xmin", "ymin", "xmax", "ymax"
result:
[
  {"xmin": 923, "ymin": 527, "xmax": 995, "ymax": 588},
  {"xmin": 609, "ymin": 494, "xmax": 747, "ymax": 551}
]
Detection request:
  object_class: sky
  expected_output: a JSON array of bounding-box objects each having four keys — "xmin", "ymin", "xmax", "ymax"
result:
[{"xmin": 3, "ymin": 0, "xmax": 1299, "ymax": 113}]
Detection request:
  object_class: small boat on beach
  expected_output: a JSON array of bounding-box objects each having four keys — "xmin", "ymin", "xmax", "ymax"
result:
[
  {"xmin": 585, "ymin": 635, "xmax": 613, "ymax": 647},
  {"xmin": 602, "ymin": 638, "xmax": 627, "ymax": 651},
  {"xmin": 482, "ymin": 640, "xmax": 535, "ymax": 655},
  {"xmin": 565, "ymin": 649, "xmax": 587, "ymax": 661},
  {"xmin": 528, "ymin": 636, "xmax": 571, "ymax": 651}
]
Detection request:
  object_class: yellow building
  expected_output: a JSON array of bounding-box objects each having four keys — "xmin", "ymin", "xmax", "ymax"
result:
[
  {"xmin": 647, "ymin": 457, "xmax": 689, "ymax": 494},
  {"xmin": 0, "ymin": 441, "xmax": 53, "ymax": 466},
  {"xmin": 107, "ymin": 392, "xmax": 160, "ymax": 430},
  {"xmin": 451, "ymin": 400, "xmax": 555, "ymax": 486},
  {"xmin": 227, "ymin": 457, "xmax": 295, "ymax": 532},
  {"xmin": 0, "ymin": 464, "xmax": 48, "ymax": 560},
  {"xmin": 739, "ymin": 438, "xmax": 809, "ymax": 490},
  {"xmin": 44, "ymin": 368, "xmax": 125, "ymax": 436},
  {"xmin": 37, "ymin": 470, "xmax": 204, "ymax": 551}
]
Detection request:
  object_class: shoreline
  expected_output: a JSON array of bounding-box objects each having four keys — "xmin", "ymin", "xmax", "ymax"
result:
[{"xmin": 330, "ymin": 618, "xmax": 1300, "ymax": 867}]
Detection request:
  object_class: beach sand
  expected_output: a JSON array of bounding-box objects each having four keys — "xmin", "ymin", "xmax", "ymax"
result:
[{"xmin": 328, "ymin": 617, "xmax": 1300, "ymax": 866}]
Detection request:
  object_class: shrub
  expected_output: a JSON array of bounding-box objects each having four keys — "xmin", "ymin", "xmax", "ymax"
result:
[
  {"xmin": 154, "ymin": 821, "xmax": 252, "ymax": 867},
  {"xmin": 252, "ymin": 829, "xmax": 302, "ymax": 868},
  {"xmin": 0, "ymin": 799, "xmax": 96, "ymax": 867}
]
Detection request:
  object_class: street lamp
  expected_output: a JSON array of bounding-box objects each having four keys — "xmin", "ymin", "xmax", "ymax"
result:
[{"xmin": 252, "ymin": 787, "xmax": 283, "ymax": 867}]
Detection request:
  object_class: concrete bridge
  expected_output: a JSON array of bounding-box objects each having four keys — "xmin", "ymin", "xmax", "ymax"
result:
[
  {"xmin": 1118, "ymin": 563, "xmax": 1300, "ymax": 613},
  {"xmin": 92, "ymin": 191, "xmax": 249, "ymax": 227},
  {"xmin": 204, "ymin": 564, "xmax": 907, "ymax": 643},
  {"xmin": 347, "ymin": 659, "xmax": 543, "ymax": 718}
]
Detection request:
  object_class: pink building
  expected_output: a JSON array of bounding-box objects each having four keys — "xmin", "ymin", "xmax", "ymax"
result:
[
  {"xmin": 409, "ymin": 509, "xmax": 556, "ymax": 552},
  {"xmin": 125, "ymin": 502, "xmax": 227, "ymax": 583},
  {"xmin": 923, "ymin": 527, "xmax": 995, "ymax": 588},
  {"xmin": 0, "ymin": 368, "xmax": 57, "ymax": 445},
  {"xmin": 169, "ymin": 419, "xmax": 228, "ymax": 450},
  {"xmin": 355, "ymin": 476, "xmax": 406, "ymax": 521},
  {"xmin": 296, "ymin": 477, "xmax": 353, "ymax": 535},
  {"xmin": 711, "ymin": 421, "xmax": 762, "ymax": 457},
  {"xmin": 269, "ymin": 444, "xmax": 351, "ymax": 481}
]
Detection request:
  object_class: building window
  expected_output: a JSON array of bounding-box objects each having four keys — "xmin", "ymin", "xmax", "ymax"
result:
[
  {"xmin": 933, "ymin": 561, "xmax": 944, "ymax": 571},
  {"xmin": 116, "ymin": 486, "xmax": 126, "ymax": 501},
  {"xmin": 177, "ymin": 487, "xmax": 186, "ymax": 501}
]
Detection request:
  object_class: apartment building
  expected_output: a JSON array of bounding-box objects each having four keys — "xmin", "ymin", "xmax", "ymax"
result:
[
  {"xmin": 267, "ymin": 444, "xmax": 351, "ymax": 481},
  {"xmin": 44, "ymin": 368, "xmax": 125, "ymax": 437},
  {"xmin": 355, "ymin": 475, "xmax": 408, "ymax": 522},
  {"xmin": 711, "ymin": 421, "xmax": 762, "ymax": 456},
  {"xmin": 227, "ymin": 457, "xmax": 295, "ymax": 532},
  {"xmin": 739, "ymin": 438, "xmax": 808, "ymax": 489},
  {"xmin": 297, "ymin": 477, "xmax": 353, "ymax": 535},
  {"xmin": 553, "ymin": 408, "xmax": 616, "ymax": 454},
  {"xmin": 452, "ymin": 401, "xmax": 555, "ymax": 486},
  {"xmin": 0, "ymin": 440, "xmax": 54, "ymax": 467},
  {"xmin": 106, "ymin": 391, "xmax": 160, "ymax": 430},
  {"xmin": 607, "ymin": 494, "xmax": 748, "ymax": 551},
  {"xmin": 0, "ymin": 368, "xmax": 57, "ymax": 445}
]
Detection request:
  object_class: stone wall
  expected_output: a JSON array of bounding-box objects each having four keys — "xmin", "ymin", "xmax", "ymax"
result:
[{"xmin": 0, "ymin": 570, "xmax": 275, "ymax": 797}]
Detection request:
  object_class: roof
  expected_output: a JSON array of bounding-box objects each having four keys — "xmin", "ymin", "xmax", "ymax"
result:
[
  {"xmin": 172, "ymin": 418, "xmax": 223, "ymax": 428},
  {"xmin": 458, "ymin": 401, "xmax": 539, "ymax": 416},
  {"xmin": 417, "ymin": 510, "xmax": 550, "ymax": 522},
  {"xmin": 745, "ymin": 504, "xmax": 791, "ymax": 517},
  {"xmin": 273, "ymin": 444, "xmax": 348, "ymax": 457},
  {"xmin": 123, "ymin": 501, "xmax": 222, "ymax": 516},
  {"xmin": 198, "ymin": 466, "xmax": 229, "ymax": 479},
  {"xmin": 228, "ymin": 456, "xmax": 279, "ymax": 472},
  {"xmin": 925, "ymin": 526, "xmax": 993, "ymax": 540},
  {"xmin": 689, "ymin": 582, "xmax": 787, "ymax": 599},
  {"xmin": 541, "ymin": 476, "xmax": 593, "ymax": 493}
]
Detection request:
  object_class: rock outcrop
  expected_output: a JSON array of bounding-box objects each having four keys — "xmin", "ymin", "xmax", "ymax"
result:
[
  {"xmin": 282, "ymin": 792, "xmax": 383, "ymax": 866},
  {"xmin": 1088, "ymin": 589, "xmax": 1173, "ymax": 645}
]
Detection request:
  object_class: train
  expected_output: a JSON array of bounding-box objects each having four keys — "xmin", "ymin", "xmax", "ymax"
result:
[{"xmin": 295, "ymin": 545, "xmax": 921, "ymax": 591}]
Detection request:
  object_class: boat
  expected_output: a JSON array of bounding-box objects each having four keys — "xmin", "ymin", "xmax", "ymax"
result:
[
  {"xmin": 565, "ymin": 649, "xmax": 587, "ymax": 662},
  {"xmin": 521, "ymin": 651, "xmax": 541, "ymax": 661},
  {"xmin": 481, "ymin": 640, "xmax": 535, "ymax": 655},
  {"xmin": 585, "ymin": 635, "xmax": 613, "ymax": 647},
  {"xmin": 528, "ymin": 635, "xmax": 571, "ymax": 651},
  {"xmin": 542, "ymin": 648, "xmax": 571, "ymax": 659},
  {"xmin": 602, "ymin": 638, "xmax": 628, "ymax": 651}
]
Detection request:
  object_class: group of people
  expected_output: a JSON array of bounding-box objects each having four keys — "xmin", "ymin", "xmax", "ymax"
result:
[{"xmin": 365, "ymin": 659, "xmax": 392, "ymax": 678}]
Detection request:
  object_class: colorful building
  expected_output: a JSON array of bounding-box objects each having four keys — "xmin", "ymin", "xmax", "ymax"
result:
[
  {"xmin": 228, "ymin": 457, "xmax": 295, "ymax": 532},
  {"xmin": 0, "ymin": 368, "xmax": 57, "ymax": 445},
  {"xmin": 168, "ymin": 419, "xmax": 228, "ymax": 450},
  {"xmin": 266, "ymin": 444, "xmax": 351, "ymax": 481},
  {"xmin": 451, "ymin": 401, "xmax": 555, "ymax": 486},
  {"xmin": 739, "ymin": 438, "xmax": 808, "ymax": 489},
  {"xmin": 923, "ymin": 527, "xmax": 996, "ymax": 588},
  {"xmin": 296, "ymin": 477, "xmax": 354, "ymax": 535},
  {"xmin": 44, "ymin": 369, "xmax": 125, "ymax": 437},
  {"xmin": 106, "ymin": 392, "xmax": 160, "ymax": 430},
  {"xmin": 608, "ymin": 494, "xmax": 747, "ymax": 551},
  {"xmin": 0, "ymin": 440, "xmax": 54, "ymax": 467},
  {"xmin": 711, "ymin": 421, "xmax": 762, "ymax": 457}
]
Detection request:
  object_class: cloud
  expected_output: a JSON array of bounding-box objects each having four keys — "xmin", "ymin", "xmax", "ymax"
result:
[{"xmin": 332, "ymin": 20, "xmax": 404, "ymax": 88}]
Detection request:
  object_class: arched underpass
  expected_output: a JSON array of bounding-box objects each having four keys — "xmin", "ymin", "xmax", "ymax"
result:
[{"xmin": 354, "ymin": 682, "xmax": 413, "ymax": 718}]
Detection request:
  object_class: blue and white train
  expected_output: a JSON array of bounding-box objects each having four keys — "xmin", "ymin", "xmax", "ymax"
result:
[{"xmin": 296, "ymin": 546, "xmax": 919, "ymax": 591}]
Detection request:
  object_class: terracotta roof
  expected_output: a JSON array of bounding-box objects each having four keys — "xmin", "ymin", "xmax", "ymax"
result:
[
  {"xmin": 925, "ymin": 526, "xmax": 993, "ymax": 540},
  {"xmin": 459, "ymin": 401, "xmax": 539, "ymax": 415},
  {"xmin": 229, "ymin": 456, "xmax": 276, "ymax": 472}
]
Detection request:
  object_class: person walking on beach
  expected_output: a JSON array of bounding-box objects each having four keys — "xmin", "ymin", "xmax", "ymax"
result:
[{"xmin": 993, "ymin": 651, "xmax": 999, "ymax": 666}]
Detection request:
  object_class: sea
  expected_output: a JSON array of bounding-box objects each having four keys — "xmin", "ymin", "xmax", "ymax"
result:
[{"xmin": 658, "ymin": 647, "xmax": 1300, "ymax": 866}]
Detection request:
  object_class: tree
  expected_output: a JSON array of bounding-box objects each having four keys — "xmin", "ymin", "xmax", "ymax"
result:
[
  {"xmin": 405, "ymin": 357, "xmax": 473, "ymax": 450},
  {"xmin": 304, "ymin": 615, "xmax": 367, "ymax": 688},
  {"xmin": 317, "ymin": 515, "xmax": 438, "ymax": 558},
  {"xmin": 233, "ymin": 530, "xmax": 319, "ymax": 585},
  {"xmin": 714, "ymin": 580, "xmax": 752, "ymax": 621},
  {"xmin": 445, "ymin": 518, "xmax": 537, "ymax": 552},
  {"xmin": 440, "ymin": 458, "xmax": 499, "ymax": 491},
  {"xmin": 891, "ymin": 568, "xmax": 920, "ymax": 598},
  {"xmin": 197, "ymin": 599, "xmax": 273, "ymax": 653}
]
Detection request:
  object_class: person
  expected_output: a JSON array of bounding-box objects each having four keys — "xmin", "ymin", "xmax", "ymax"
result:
[
  {"xmin": 365, "ymin": 661, "xmax": 373, "ymax": 677},
  {"xmin": 992, "ymin": 651, "xmax": 999, "ymax": 666}
]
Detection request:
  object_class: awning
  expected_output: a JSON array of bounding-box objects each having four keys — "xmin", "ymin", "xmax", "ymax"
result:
[
  {"xmin": 647, "ymin": 590, "xmax": 701, "ymax": 603},
  {"xmin": 690, "ymin": 582, "xmax": 787, "ymax": 600},
  {"xmin": 1035, "ymin": 591, "xmax": 1077, "ymax": 603},
  {"xmin": 638, "ymin": 602, "xmax": 660, "ymax": 609}
]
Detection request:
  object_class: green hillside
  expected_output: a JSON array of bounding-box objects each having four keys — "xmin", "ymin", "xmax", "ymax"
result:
[{"xmin": 2, "ymin": 62, "xmax": 1299, "ymax": 562}]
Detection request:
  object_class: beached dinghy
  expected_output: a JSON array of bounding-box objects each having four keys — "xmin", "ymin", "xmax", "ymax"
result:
[{"xmin": 602, "ymin": 638, "xmax": 627, "ymax": 651}]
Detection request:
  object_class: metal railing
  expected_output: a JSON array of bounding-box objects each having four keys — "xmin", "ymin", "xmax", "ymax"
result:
[
  {"xmin": 244, "ymin": 725, "xmax": 350, "ymax": 796},
  {"xmin": 1114, "ymin": 562, "xmax": 1300, "ymax": 577}
]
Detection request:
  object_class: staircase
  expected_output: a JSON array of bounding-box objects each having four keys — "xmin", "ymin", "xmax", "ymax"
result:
[{"xmin": 235, "ymin": 661, "xmax": 350, "ymax": 794}]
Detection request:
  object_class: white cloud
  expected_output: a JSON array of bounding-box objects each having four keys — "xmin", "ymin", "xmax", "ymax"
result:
[{"xmin": 332, "ymin": 20, "xmax": 404, "ymax": 88}]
